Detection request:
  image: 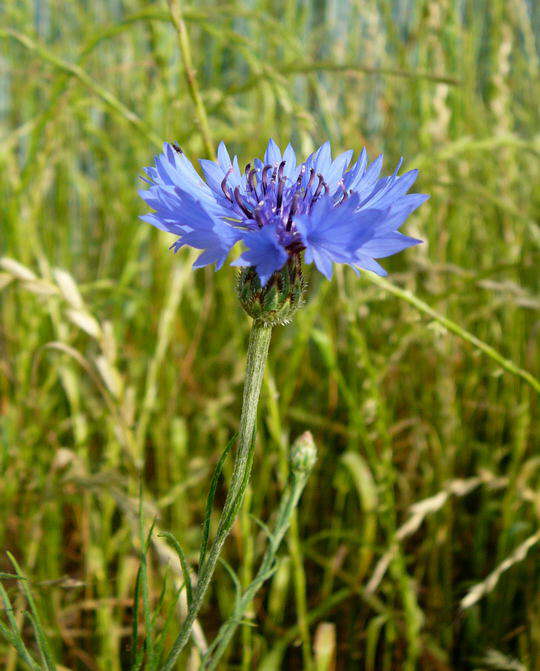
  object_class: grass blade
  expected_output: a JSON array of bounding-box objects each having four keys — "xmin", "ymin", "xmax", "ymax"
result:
[
  {"xmin": 158, "ymin": 532, "xmax": 193, "ymax": 610},
  {"xmin": 198, "ymin": 436, "xmax": 235, "ymax": 570},
  {"xmin": 6, "ymin": 554, "xmax": 57, "ymax": 671},
  {"xmin": 0, "ymin": 583, "xmax": 41, "ymax": 671},
  {"xmin": 366, "ymin": 273, "xmax": 540, "ymax": 393}
]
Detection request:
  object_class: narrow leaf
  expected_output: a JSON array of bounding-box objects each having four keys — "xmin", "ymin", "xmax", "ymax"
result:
[
  {"xmin": 198, "ymin": 435, "xmax": 235, "ymax": 569},
  {"xmin": 6, "ymin": 553, "xmax": 57, "ymax": 671},
  {"xmin": 158, "ymin": 532, "xmax": 193, "ymax": 610}
]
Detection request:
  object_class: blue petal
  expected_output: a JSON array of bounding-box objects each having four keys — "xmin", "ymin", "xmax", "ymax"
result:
[
  {"xmin": 231, "ymin": 224, "xmax": 288, "ymax": 286},
  {"xmin": 354, "ymin": 255, "xmax": 388, "ymax": 276},
  {"xmin": 311, "ymin": 141, "xmax": 332, "ymax": 175},
  {"xmin": 139, "ymin": 213, "xmax": 186, "ymax": 234},
  {"xmin": 305, "ymin": 245, "xmax": 334, "ymax": 279},
  {"xmin": 282, "ymin": 143, "xmax": 297, "ymax": 179},
  {"xmin": 323, "ymin": 150, "xmax": 354, "ymax": 190},
  {"xmin": 352, "ymin": 154, "xmax": 384, "ymax": 201},
  {"xmin": 375, "ymin": 194, "xmax": 430, "ymax": 234},
  {"xmin": 198, "ymin": 158, "xmax": 225, "ymax": 194},
  {"xmin": 343, "ymin": 148, "xmax": 368, "ymax": 190},
  {"xmin": 158, "ymin": 143, "xmax": 209, "ymax": 197},
  {"xmin": 360, "ymin": 232, "xmax": 422, "ymax": 258},
  {"xmin": 368, "ymin": 169, "xmax": 419, "ymax": 208},
  {"xmin": 193, "ymin": 247, "xmax": 228, "ymax": 270},
  {"xmin": 295, "ymin": 195, "xmax": 362, "ymax": 275},
  {"xmin": 167, "ymin": 192, "xmax": 240, "ymax": 269},
  {"xmin": 264, "ymin": 138, "xmax": 282, "ymax": 165},
  {"xmin": 217, "ymin": 141, "xmax": 232, "ymax": 170}
]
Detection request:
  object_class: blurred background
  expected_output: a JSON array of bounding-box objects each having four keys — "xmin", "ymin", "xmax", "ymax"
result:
[{"xmin": 1, "ymin": 0, "xmax": 539, "ymax": 669}]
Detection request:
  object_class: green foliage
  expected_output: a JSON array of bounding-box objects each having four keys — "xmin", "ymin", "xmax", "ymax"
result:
[{"xmin": 1, "ymin": 0, "xmax": 539, "ymax": 669}]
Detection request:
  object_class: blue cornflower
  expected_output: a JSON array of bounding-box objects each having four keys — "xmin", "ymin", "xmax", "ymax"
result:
[{"xmin": 139, "ymin": 139, "xmax": 428, "ymax": 286}]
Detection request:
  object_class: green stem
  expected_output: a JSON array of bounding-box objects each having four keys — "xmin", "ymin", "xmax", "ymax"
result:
[
  {"xmin": 365, "ymin": 273, "xmax": 540, "ymax": 393},
  {"xmin": 202, "ymin": 468, "xmax": 312, "ymax": 670},
  {"xmin": 240, "ymin": 488, "xmax": 255, "ymax": 671},
  {"xmin": 167, "ymin": 0, "xmax": 216, "ymax": 160},
  {"xmin": 162, "ymin": 322, "xmax": 272, "ymax": 670},
  {"xmin": 288, "ymin": 509, "xmax": 314, "ymax": 670}
]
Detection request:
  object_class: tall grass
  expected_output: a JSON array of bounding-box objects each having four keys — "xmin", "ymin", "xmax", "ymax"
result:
[{"xmin": 1, "ymin": 0, "xmax": 539, "ymax": 668}]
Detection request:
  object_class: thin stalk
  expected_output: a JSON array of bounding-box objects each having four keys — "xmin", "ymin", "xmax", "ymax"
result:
[
  {"xmin": 203, "ymin": 467, "xmax": 313, "ymax": 670},
  {"xmin": 240, "ymin": 488, "xmax": 255, "ymax": 671},
  {"xmin": 162, "ymin": 322, "xmax": 272, "ymax": 670},
  {"xmin": 365, "ymin": 273, "xmax": 540, "ymax": 393},
  {"xmin": 287, "ymin": 510, "xmax": 314, "ymax": 670},
  {"xmin": 167, "ymin": 0, "xmax": 216, "ymax": 159}
]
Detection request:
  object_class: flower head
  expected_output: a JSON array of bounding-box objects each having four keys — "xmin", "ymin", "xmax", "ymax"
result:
[{"xmin": 139, "ymin": 139, "xmax": 428, "ymax": 285}]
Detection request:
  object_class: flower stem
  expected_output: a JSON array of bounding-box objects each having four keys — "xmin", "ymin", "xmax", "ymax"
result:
[
  {"xmin": 162, "ymin": 322, "xmax": 272, "ymax": 669},
  {"xmin": 288, "ymin": 509, "xmax": 314, "ymax": 670},
  {"xmin": 202, "ymin": 466, "xmax": 313, "ymax": 670}
]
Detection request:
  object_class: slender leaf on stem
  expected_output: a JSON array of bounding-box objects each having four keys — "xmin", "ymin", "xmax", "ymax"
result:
[
  {"xmin": 202, "ymin": 458, "xmax": 315, "ymax": 670},
  {"xmin": 6, "ymin": 553, "xmax": 57, "ymax": 671},
  {"xmin": 217, "ymin": 558, "xmax": 243, "ymax": 612},
  {"xmin": 162, "ymin": 323, "xmax": 272, "ymax": 670},
  {"xmin": 198, "ymin": 436, "xmax": 235, "ymax": 570},
  {"xmin": 0, "ymin": 583, "xmax": 41, "ymax": 671},
  {"xmin": 131, "ymin": 567, "xmax": 143, "ymax": 671},
  {"xmin": 158, "ymin": 532, "xmax": 193, "ymax": 610},
  {"xmin": 135, "ymin": 487, "xmax": 157, "ymax": 670},
  {"xmin": 365, "ymin": 273, "xmax": 540, "ymax": 393}
]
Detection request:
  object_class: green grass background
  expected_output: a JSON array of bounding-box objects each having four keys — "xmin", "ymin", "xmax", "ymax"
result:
[{"xmin": 1, "ymin": 0, "xmax": 539, "ymax": 669}]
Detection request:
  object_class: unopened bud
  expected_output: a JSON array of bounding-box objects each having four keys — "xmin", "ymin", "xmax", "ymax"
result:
[
  {"xmin": 290, "ymin": 431, "xmax": 317, "ymax": 474},
  {"xmin": 237, "ymin": 255, "xmax": 306, "ymax": 327}
]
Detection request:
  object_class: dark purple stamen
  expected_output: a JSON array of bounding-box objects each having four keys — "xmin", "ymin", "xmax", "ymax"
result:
[
  {"xmin": 234, "ymin": 187, "xmax": 253, "ymax": 218},
  {"xmin": 305, "ymin": 168, "xmax": 316, "ymax": 196},
  {"xmin": 286, "ymin": 191, "xmax": 302, "ymax": 230},
  {"xmin": 253, "ymin": 207, "xmax": 265, "ymax": 229},
  {"xmin": 221, "ymin": 168, "xmax": 233, "ymax": 201},
  {"xmin": 312, "ymin": 174, "xmax": 326, "ymax": 202},
  {"xmin": 262, "ymin": 165, "xmax": 272, "ymax": 193},
  {"xmin": 276, "ymin": 177, "xmax": 285, "ymax": 209},
  {"xmin": 337, "ymin": 180, "xmax": 349, "ymax": 204},
  {"xmin": 278, "ymin": 160, "xmax": 286, "ymax": 181},
  {"xmin": 248, "ymin": 168, "xmax": 258, "ymax": 194}
]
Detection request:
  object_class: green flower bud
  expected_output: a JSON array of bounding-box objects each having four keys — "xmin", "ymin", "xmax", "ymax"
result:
[
  {"xmin": 290, "ymin": 431, "xmax": 317, "ymax": 475},
  {"xmin": 237, "ymin": 255, "xmax": 306, "ymax": 327}
]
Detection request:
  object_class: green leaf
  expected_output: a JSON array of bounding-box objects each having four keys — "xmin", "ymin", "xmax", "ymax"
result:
[
  {"xmin": 0, "ymin": 582, "xmax": 40, "ymax": 671},
  {"xmin": 158, "ymin": 532, "xmax": 193, "ymax": 610},
  {"xmin": 198, "ymin": 435, "xmax": 235, "ymax": 569},
  {"xmin": 6, "ymin": 553, "xmax": 57, "ymax": 671}
]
